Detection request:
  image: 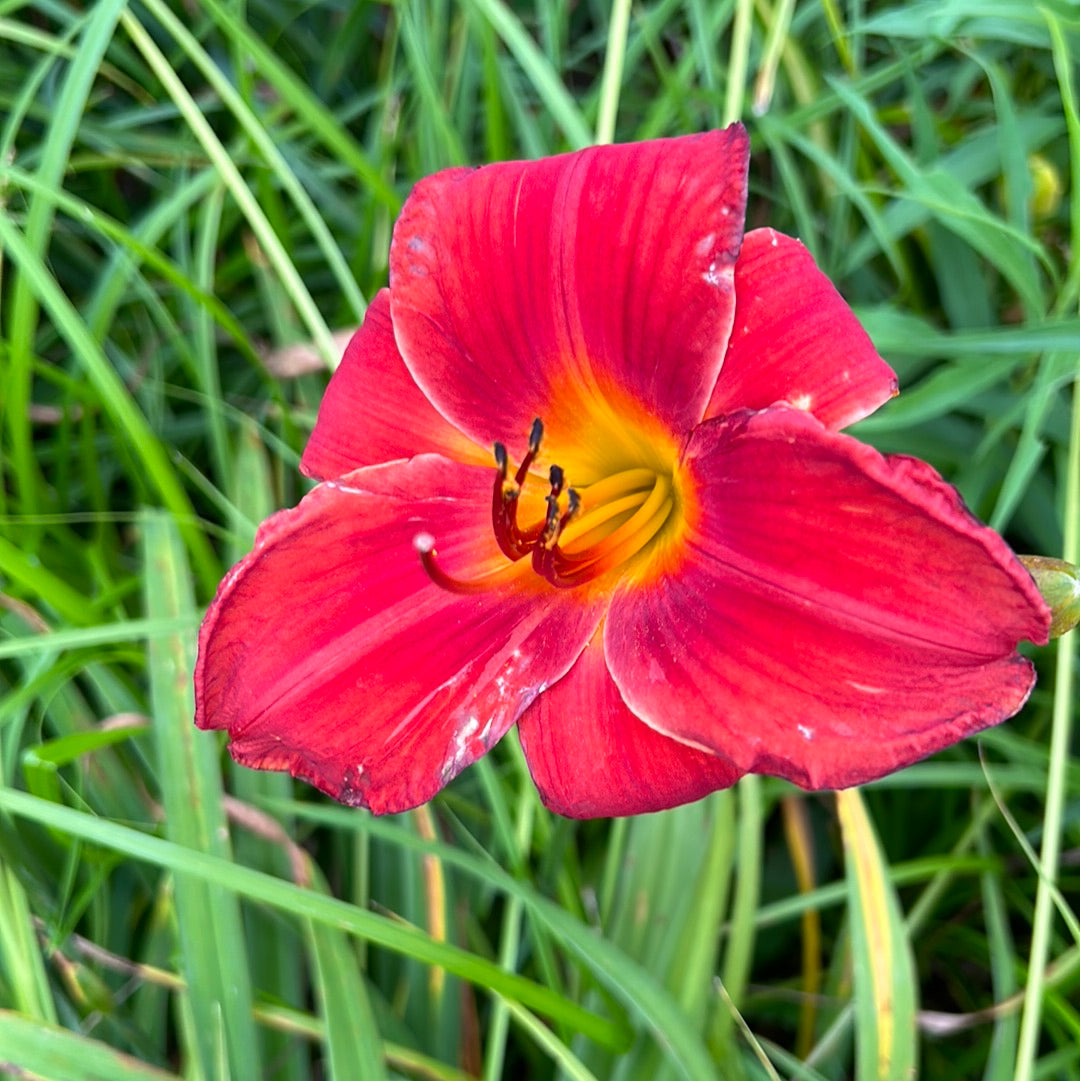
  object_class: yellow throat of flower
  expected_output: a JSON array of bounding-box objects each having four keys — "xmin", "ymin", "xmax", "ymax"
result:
[{"xmin": 419, "ymin": 388, "xmax": 691, "ymax": 593}]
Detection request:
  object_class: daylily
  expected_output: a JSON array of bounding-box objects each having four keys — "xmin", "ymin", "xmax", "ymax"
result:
[{"xmin": 195, "ymin": 125, "xmax": 1050, "ymax": 818}]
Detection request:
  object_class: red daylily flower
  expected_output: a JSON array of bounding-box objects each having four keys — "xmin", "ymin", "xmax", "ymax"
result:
[{"xmin": 195, "ymin": 125, "xmax": 1051, "ymax": 818}]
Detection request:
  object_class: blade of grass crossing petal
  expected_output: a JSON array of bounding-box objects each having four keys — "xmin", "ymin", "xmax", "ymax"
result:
[
  {"xmin": 307, "ymin": 916, "xmax": 389, "ymax": 1081},
  {"xmin": 4, "ymin": 0, "xmax": 125, "ymax": 521},
  {"xmin": 0, "ymin": 789, "xmax": 626, "ymax": 1051},
  {"xmin": 835, "ymin": 788, "xmax": 918, "ymax": 1081},
  {"xmin": 0, "ymin": 215, "xmax": 219, "ymax": 592},
  {"xmin": 141, "ymin": 510, "xmax": 262, "ymax": 1081},
  {"xmin": 0, "ymin": 1010, "xmax": 181, "ymax": 1081}
]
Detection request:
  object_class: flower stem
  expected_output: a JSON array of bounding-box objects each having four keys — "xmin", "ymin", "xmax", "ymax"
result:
[{"xmin": 1014, "ymin": 14, "xmax": 1080, "ymax": 1080}]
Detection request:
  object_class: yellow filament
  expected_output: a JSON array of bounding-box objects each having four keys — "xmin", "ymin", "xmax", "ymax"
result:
[
  {"xmin": 589, "ymin": 496, "xmax": 673, "ymax": 574},
  {"xmin": 559, "ymin": 490, "xmax": 650, "ymax": 549},
  {"xmin": 561, "ymin": 474, "xmax": 673, "ymax": 565},
  {"xmin": 576, "ymin": 467, "xmax": 656, "ymax": 506}
]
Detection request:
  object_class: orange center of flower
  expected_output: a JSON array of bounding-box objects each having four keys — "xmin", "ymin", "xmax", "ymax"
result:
[{"xmin": 418, "ymin": 409, "xmax": 689, "ymax": 593}]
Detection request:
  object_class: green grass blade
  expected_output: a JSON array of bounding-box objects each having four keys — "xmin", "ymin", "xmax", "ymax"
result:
[
  {"xmin": 0, "ymin": 1009, "xmax": 181, "ymax": 1081},
  {"xmin": 4, "ymin": 0, "xmax": 125, "ymax": 520},
  {"xmin": 118, "ymin": 7, "xmax": 339, "ymax": 367},
  {"xmin": 307, "ymin": 916, "xmax": 389, "ymax": 1081},
  {"xmin": 836, "ymin": 789, "xmax": 918, "ymax": 1081},
  {"xmin": 141, "ymin": 510, "xmax": 261, "ymax": 1081},
  {"xmin": 0, "ymin": 788, "xmax": 625, "ymax": 1051},
  {"xmin": 462, "ymin": 0, "xmax": 592, "ymax": 149},
  {"xmin": 0, "ymin": 214, "xmax": 219, "ymax": 591}
]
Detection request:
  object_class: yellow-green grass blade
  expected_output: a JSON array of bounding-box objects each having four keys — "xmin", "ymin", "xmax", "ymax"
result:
[
  {"xmin": 194, "ymin": 0, "xmax": 400, "ymax": 212},
  {"xmin": 1015, "ymin": 14, "xmax": 1080, "ymax": 1078},
  {"xmin": 0, "ymin": 1009, "xmax": 181, "ymax": 1081},
  {"xmin": 3, "ymin": 0, "xmax": 126, "ymax": 521},
  {"xmin": 0, "ymin": 213, "xmax": 219, "ymax": 592},
  {"xmin": 836, "ymin": 788, "xmax": 918, "ymax": 1081},
  {"xmin": 307, "ymin": 916, "xmax": 389, "ymax": 1081},
  {"xmin": 118, "ymin": 7, "xmax": 339, "ymax": 369},
  {"xmin": 132, "ymin": 0, "xmax": 367, "ymax": 323},
  {"xmin": 0, "ymin": 855, "xmax": 56, "ymax": 1022},
  {"xmin": 462, "ymin": 0, "xmax": 592, "ymax": 149},
  {"xmin": 0, "ymin": 788, "xmax": 626, "ymax": 1053},
  {"xmin": 141, "ymin": 510, "xmax": 261, "ymax": 1081}
]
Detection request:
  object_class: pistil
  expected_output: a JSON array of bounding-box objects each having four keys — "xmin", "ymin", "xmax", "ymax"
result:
[{"xmin": 418, "ymin": 417, "xmax": 678, "ymax": 593}]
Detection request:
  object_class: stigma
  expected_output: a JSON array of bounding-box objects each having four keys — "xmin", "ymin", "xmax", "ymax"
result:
[{"xmin": 418, "ymin": 418, "xmax": 680, "ymax": 592}]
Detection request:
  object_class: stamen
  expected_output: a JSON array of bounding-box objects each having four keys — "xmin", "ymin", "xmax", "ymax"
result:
[
  {"xmin": 414, "ymin": 533, "xmax": 494, "ymax": 595},
  {"xmin": 528, "ymin": 417, "xmax": 543, "ymax": 454},
  {"xmin": 560, "ymin": 475, "xmax": 672, "ymax": 565},
  {"xmin": 427, "ymin": 418, "xmax": 677, "ymax": 596},
  {"xmin": 513, "ymin": 417, "xmax": 543, "ymax": 487},
  {"xmin": 491, "ymin": 429, "xmax": 543, "ymax": 561}
]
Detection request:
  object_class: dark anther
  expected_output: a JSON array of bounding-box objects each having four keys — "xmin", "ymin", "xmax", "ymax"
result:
[
  {"xmin": 528, "ymin": 417, "xmax": 544, "ymax": 454},
  {"xmin": 493, "ymin": 442, "xmax": 508, "ymax": 477},
  {"xmin": 548, "ymin": 464, "xmax": 565, "ymax": 495},
  {"xmin": 566, "ymin": 488, "xmax": 581, "ymax": 518},
  {"xmin": 540, "ymin": 494, "xmax": 562, "ymax": 547}
]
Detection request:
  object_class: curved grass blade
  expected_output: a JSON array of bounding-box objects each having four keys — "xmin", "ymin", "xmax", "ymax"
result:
[
  {"xmin": 0, "ymin": 789, "xmax": 625, "ymax": 1052},
  {"xmin": 0, "ymin": 1009, "xmax": 181, "ymax": 1081},
  {"xmin": 836, "ymin": 788, "xmax": 918, "ymax": 1081}
]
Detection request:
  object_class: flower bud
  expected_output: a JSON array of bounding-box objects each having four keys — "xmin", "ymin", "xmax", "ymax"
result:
[{"xmin": 1019, "ymin": 555, "xmax": 1080, "ymax": 638}]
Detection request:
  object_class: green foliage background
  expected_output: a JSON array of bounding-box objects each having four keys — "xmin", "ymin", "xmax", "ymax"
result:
[{"xmin": 0, "ymin": 1, "xmax": 1078, "ymax": 1079}]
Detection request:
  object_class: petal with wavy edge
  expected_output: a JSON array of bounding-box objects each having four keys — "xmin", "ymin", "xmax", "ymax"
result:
[
  {"xmin": 300, "ymin": 290, "xmax": 483, "ymax": 481},
  {"xmin": 706, "ymin": 229, "xmax": 898, "ymax": 430},
  {"xmin": 196, "ymin": 455, "xmax": 604, "ymax": 814},
  {"xmin": 518, "ymin": 627, "xmax": 743, "ymax": 817},
  {"xmin": 389, "ymin": 127, "xmax": 749, "ymax": 468},
  {"xmin": 605, "ymin": 408, "xmax": 1050, "ymax": 790}
]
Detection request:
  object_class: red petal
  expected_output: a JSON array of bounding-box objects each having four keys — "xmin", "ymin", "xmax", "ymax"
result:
[
  {"xmin": 195, "ymin": 456, "xmax": 603, "ymax": 814},
  {"xmin": 300, "ymin": 290, "xmax": 482, "ymax": 481},
  {"xmin": 706, "ymin": 229, "xmax": 898, "ymax": 430},
  {"xmin": 389, "ymin": 127, "xmax": 749, "ymax": 460},
  {"xmin": 518, "ymin": 628, "xmax": 743, "ymax": 817},
  {"xmin": 605, "ymin": 408, "xmax": 1050, "ymax": 789}
]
